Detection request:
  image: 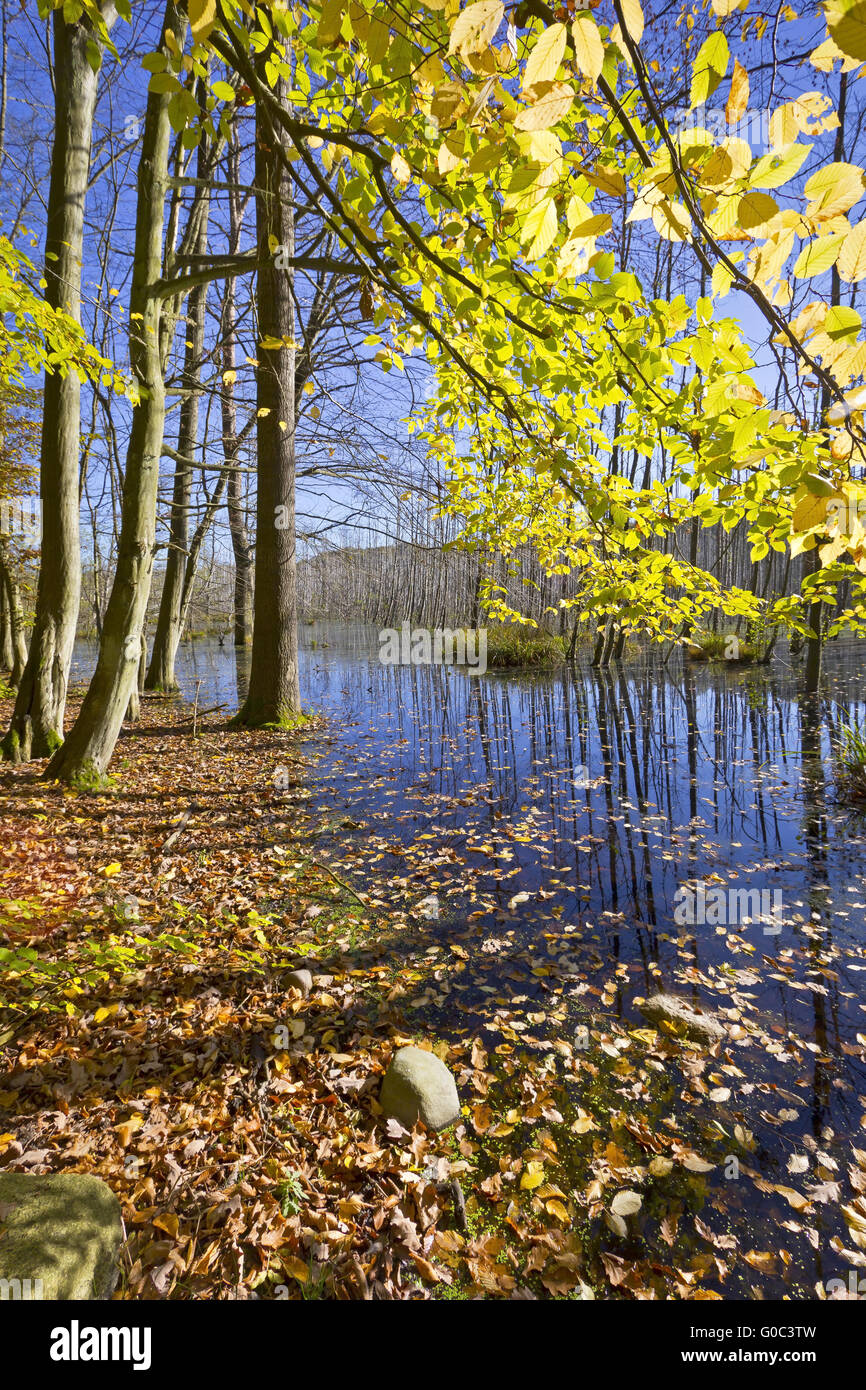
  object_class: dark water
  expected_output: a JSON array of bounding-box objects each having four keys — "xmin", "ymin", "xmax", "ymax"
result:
[
  {"xmin": 71, "ymin": 627, "xmax": 866, "ymax": 1296},
  {"xmin": 71, "ymin": 626, "xmax": 866, "ymax": 1007}
]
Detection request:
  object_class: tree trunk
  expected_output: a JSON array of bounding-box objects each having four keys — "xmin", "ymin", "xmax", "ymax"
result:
[
  {"xmin": 233, "ymin": 75, "xmax": 300, "ymax": 726},
  {"xmin": 145, "ymin": 276, "xmax": 208, "ymax": 690},
  {"xmin": 145, "ymin": 136, "xmax": 211, "ymax": 691},
  {"xmin": 0, "ymin": 569, "xmax": 14, "ymax": 671},
  {"xmin": 46, "ymin": 2, "xmax": 180, "ymax": 786},
  {"xmin": 0, "ymin": 542, "xmax": 28, "ymax": 685},
  {"xmin": 221, "ymin": 138, "xmax": 254, "ymax": 649},
  {"xmin": 2, "ymin": 5, "xmax": 114, "ymax": 761}
]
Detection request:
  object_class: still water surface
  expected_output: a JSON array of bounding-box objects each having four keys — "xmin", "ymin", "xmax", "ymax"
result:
[{"xmin": 71, "ymin": 627, "xmax": 866, "ymax": 1295}]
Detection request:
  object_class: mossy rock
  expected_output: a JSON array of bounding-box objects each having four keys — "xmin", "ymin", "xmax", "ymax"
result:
[
  {"xmin": 0, "ymin": 1172, "xmax": 122, "ymax": 1300},
  {"xmin": 380, "ymin": 1045, "xmax": 460, "ymax": 1131}
]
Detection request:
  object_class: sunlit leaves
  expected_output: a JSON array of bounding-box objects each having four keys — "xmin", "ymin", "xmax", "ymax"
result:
[
  {"xmin": 448, "ymin": 0, "xmax": 503, "ymax": 60},
  {"xmin": 749, "ymin": 143, "xmax": 812, "ymax": 190},
  {"xmin": 690, "ymin": 31, "xmax": 729, "ymax": 110},
  {"xmin": 838, "ymin": 221, "xmax": 866, "ymax": 282},
  {"xmin": 618, "ymin": 0, "xmax": 644, "ymax": 44},
  {"xmin": 188, "ymin": 0, "xmax": 217, "ymax": 43},
  {"xmin": 520, "ymin": 196, "xmax": 558, "ymax": 260},
  {"xmin": 571, "ymin": 13, "xmax": 604, "ymax": 85},
  {"xmin": 793, "ymin": 232, "xmax": 847, "ymax": 280},
  {"xmin": 522, "ymin": 21, "xmax": 567, "ymax": 90},
  {"xmin": 725, "ymin": 59, "xmax": 749, "ymax": 126},
  {"xmin": 738, "ymin": 192, "xmax": 778, "ymax": 238},
  {"xmin": 514, "ymin": 82, "xmax": 574, "ymax": 131},
  {"xmin": 826, "ymin": 0, "xmax": 866, "ymax": 62},
  {"xmin": 804, "ymin": 162, "xmax": 866, "ymax": 220},
  {"xmin": 652, "ymin": 200, "xmax": 692, "ymax": 242}
]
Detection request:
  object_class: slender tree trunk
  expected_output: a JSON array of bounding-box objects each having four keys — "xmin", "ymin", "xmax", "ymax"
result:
[
  {"xmin": 804, "ymin": 69, "xmax": 848, "ymax": 698},
  {"xmin": 46, "ymin": 2, "xmax": 180, "ymax": 785},
  {"xmin": 221, "ymin": 137, "xmax": 254, "ymax": 649},
  {"xmin": 804, "ymin": 546, "xmax": 823, "ymax": 696},
  {"xmin": 0, "ymin": 570, "xmax": 13, "ymax": 671},
  {"xmin": 234, "ymin": 74, "xmax": 300, "ymax": 726},
  {"xmin": 145, "ymin": 277, "xmax": 208, "ymax": 690},
  {"xmin": 227, "ymin": 449, "xmax": 253, "ymax": 647},
  {"xmin": 177, "ymin": 469, "xmax": 229, "ymax": 634},
  {"xmin": 145, "ymin": 137, "xmax": 211, "ymax": 691},
  {"xmin": 2, "ymin": 5, "xmax": 114, "ymax": 761},
  {"xmin": 0, "ymin": 542, "xmax": 27, "ymax": 685}
]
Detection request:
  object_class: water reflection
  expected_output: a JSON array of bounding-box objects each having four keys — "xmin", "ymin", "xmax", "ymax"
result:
[
  {"xmin": 70, "ymin": 626, "xmax": 866, "ymax": 1015},
  {"xmin": 67, "ymin": 626, "xmax": 866, "ymax": 1297}
]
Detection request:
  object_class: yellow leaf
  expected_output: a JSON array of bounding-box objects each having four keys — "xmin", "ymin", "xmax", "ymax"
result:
[
  {"xmin": 521, "ymin": 196, "xmax": 558, "ymax": 259},
  {"xmin": 318, "ymin": 0, "xmax": 343, "ymax": 47},
  {"xmin": 725, "ymin": 59, "xmax": 749, "ymax": 126},
  {"xmin": 188, "ymin": 0, "xmax": 216, "ymax": 42},
  {"xmin": 153, "ymin": 1212, "xmax": 179, "ymax": 1238},
  {"xmin": 520, "ymin": 1161, "xmax": 546, "ymax": 1190},
  {"xmin": 569, "ymin": 213, "xmax": 613, "ymax": 238},
  {"xmin": 572, "ymin": 15, "xmax": 604, "ymax": 85},
  {"xmin": 545, "ymin": 1198, "xmax": 570, "ymax": 1222},
  {"xmin": 448, "ymin": 1, "xmax": 504, "ymax": 59},
  {"xmin": 792, "ymin": 492, "xmax": 830, "ymax": 532},
  {"xmin": 438, "ymin": 137, "xmax": 462, "ymax": 175},
  {"xmin": 390, "ymin": 151, "xmax": 411, "ymax": 184},
  {"xmin": 738, "ymin": 191, "xmax": 778, "ymax": 237},
  {"xmin": 793, "ymin": 232, "xmax": 846, "ymax": 279},
  {"xmin": 101, "ymin": 862, "xmax": 122, "ymax": 877},
  {"xmin": 587, "ymin": 164, "xmax": 626, "ymax": 197},
  {"xmin": 620, "ymin": 0, "xmax": 645, "ymax": 43},
  {"xmin": 839, "ymin": 219, "xmax": 866, "ymax": 282},
  {"xmin": 750, "ymin": 142, "xmax": 812, "ymax": 190},
  {"xmin": 514, "ymin": 82, "xmax": 574, "ymax": 131},
  {"xmin": 827, "ymin": 0, "xmax": 866, "ymax": 63},
  {"xmin": 114, "ymin": 1115, "xmax": 144, "ymax": 1147},
  {"xmin": 652, "ymin": 199, "xmax": 692, "ymax": 241},
  {"xmin": 523, "ymin": 22, "xmax": 567, "ymax": 91},
  {"xmin": 804, "ymin": 161, "xmax": 866, "ymax": 219}
]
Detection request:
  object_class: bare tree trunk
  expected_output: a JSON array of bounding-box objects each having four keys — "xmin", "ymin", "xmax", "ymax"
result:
[
  {"xmin": 2, "ymin": 4, "xmax": 115, "ymax": 761},
  {"xmin": 46, "ymin": 2, "xmax": 180, "ymax": 785},
  {"xmin": 0, "ymin": 568, "xmax": 14, "ymax": 671},
  {"xmin": 145, "ymin": 132, "xmax": 212, "ymax": 691},
  {"xmin": 0, "ymin": 542, "xmax": 27, "ymax": 685},
  {"xmin": 221, "ymin": 147, "xmax": 254, "ymax": 648},
  {"xmin": 233, "ymin": 74, "xmax": 299, "ymax": 726}
]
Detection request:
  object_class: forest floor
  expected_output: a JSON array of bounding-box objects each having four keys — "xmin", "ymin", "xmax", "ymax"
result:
[{"xmin": 1, "ymin": 684, "xmax": 866, "ymax": 1300}]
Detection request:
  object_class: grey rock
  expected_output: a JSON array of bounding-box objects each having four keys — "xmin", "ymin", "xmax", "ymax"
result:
[
  {"xmin": 380, "ymin": 1046, "xmax": 460, "ymax": 1131},
  {"xmin": 285, "ymin": 969, "xmax": 312, "ymax": 997},
  {"xmin": 0, "ymin": 1172, "xmax": 122, "ymax": 1300},
  {"xmin": 638, "ymin": 993, "xmax": 725, "ymax": 1045}
]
